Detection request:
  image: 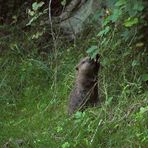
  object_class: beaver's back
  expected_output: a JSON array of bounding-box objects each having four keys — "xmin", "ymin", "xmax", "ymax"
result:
[{"xmin": 68, "ymin": 56, "xmax": 100, "ymax": 115}]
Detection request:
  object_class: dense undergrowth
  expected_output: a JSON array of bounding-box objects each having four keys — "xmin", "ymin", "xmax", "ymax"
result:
[{"xmin": 0, "ymin": 0, "xmax": 148, "ymax": 147}]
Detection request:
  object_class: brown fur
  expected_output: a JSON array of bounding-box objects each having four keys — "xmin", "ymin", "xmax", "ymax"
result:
[{"xmin": 68, "ymin": 55, "xmax": 100, "ymax": 115}]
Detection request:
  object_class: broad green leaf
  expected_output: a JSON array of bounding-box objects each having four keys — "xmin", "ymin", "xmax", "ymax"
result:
[
  {"xmin": 75, "ymin": 111, "xmax": 84, "ymax": 119},
  {"xmin": 62, "ymin": 142, "xmax": 70, "ymax": 148},
  {"xmin": 28, "ymin": 9, "xmax": 35, "ymax": 16},
  {"xmin": 87, "ymin": 47, "xmax": 98, "ymax": 59},
  {"xmin": 110, "ymin": 8, "xmax": 122, "ymax": 22},
  {"xmin": 61, "ymin": 0, "xmax": 67, "ymax": 6},
  {"xmin": 102, "ymin": 17, "xmax": 110, "ymax": 26},
  {"xmin": 127, "ymin": 0, "xmax": 144, "ymax": 16},
  {"xmin": 91, "ymin": 50, "xmax": 99, "ymax": 59},
  {"xmin": 32, "ymin": 2, "xmax": 45, "ymax": 11},
  {"xmin": 32, "ymin": 2, "xmax": 37, "ymax": 11},
  {"xmin": 87, "ymin": 46, "xmax": 98, "ymax": 54},
  {"xmin": 133, "ymin": 1, "xmax": 144, "ymax": 11},
  {"xmin": 141, "ymin": 74, "xmax": 148, "ymax": 82},
  {"xmin": 97, "ymin": 26, "xmax": 110, "ymax": 37},
  {"xmin": 115, "ymin": 0, "xmax": 126, "ymax": 7},
  {"xmin": 57, "ymin": 126, "xmax": 63, "ymax": 132},
  {"xmin": 124, "ymin": 17, "xmax": 138, "ymax": 27}
]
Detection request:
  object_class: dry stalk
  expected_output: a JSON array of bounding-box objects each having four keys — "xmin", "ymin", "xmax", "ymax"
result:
[{"xmin": 49, "ymin": 0, "xmax": 58, "ymax": 97}]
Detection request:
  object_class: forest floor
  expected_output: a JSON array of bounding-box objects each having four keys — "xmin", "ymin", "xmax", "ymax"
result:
[{"xmin": 0, "ymin": 30, "xmax": 147, "ymax": 147}]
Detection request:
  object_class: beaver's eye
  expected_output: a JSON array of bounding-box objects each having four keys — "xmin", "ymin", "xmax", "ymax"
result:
[{"xmin": 82, "ymin": 61, "xmax": 85, "ymax": 64}]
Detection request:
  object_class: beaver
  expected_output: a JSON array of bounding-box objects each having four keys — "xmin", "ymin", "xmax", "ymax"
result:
[{"xmin": 68, "ymin": 54, "xmax": 100, "ymax": 115}]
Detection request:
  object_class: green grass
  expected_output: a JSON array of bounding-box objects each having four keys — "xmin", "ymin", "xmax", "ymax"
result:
[{"xmin": 0, "ymin": 24, "xmax": 148, "ymax": 148}]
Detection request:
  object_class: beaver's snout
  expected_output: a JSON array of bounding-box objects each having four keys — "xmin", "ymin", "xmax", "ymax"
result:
[{"xmin": 89, "ymin": 54, "xmax": 100, "ymax": 64}]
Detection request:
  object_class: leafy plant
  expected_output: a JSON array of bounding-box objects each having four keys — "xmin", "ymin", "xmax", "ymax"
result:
[{"xmin": 26, "ymin": 1, "xmax": 47, "ymax": 26}]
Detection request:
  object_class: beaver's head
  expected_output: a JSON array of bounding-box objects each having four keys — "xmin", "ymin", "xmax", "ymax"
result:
[{"xmin": 76, "ymin": 55, "xmax": 100, "ymax": 76}]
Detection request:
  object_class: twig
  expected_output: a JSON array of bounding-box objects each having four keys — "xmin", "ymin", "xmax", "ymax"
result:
[{"xmin": 49, "ymin": 0, "xmax": 58, "ymax": 97}]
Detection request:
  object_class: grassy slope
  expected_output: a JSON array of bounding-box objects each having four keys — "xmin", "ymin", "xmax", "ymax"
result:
[{"xmin": 0, "ymin": 24, "xmax": 148, "ymax": 148}]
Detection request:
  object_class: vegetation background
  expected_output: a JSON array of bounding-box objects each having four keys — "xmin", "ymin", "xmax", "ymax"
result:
[{"xmin": 0, "ymin": 0, "xmax": 148, "ymax": 147}]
